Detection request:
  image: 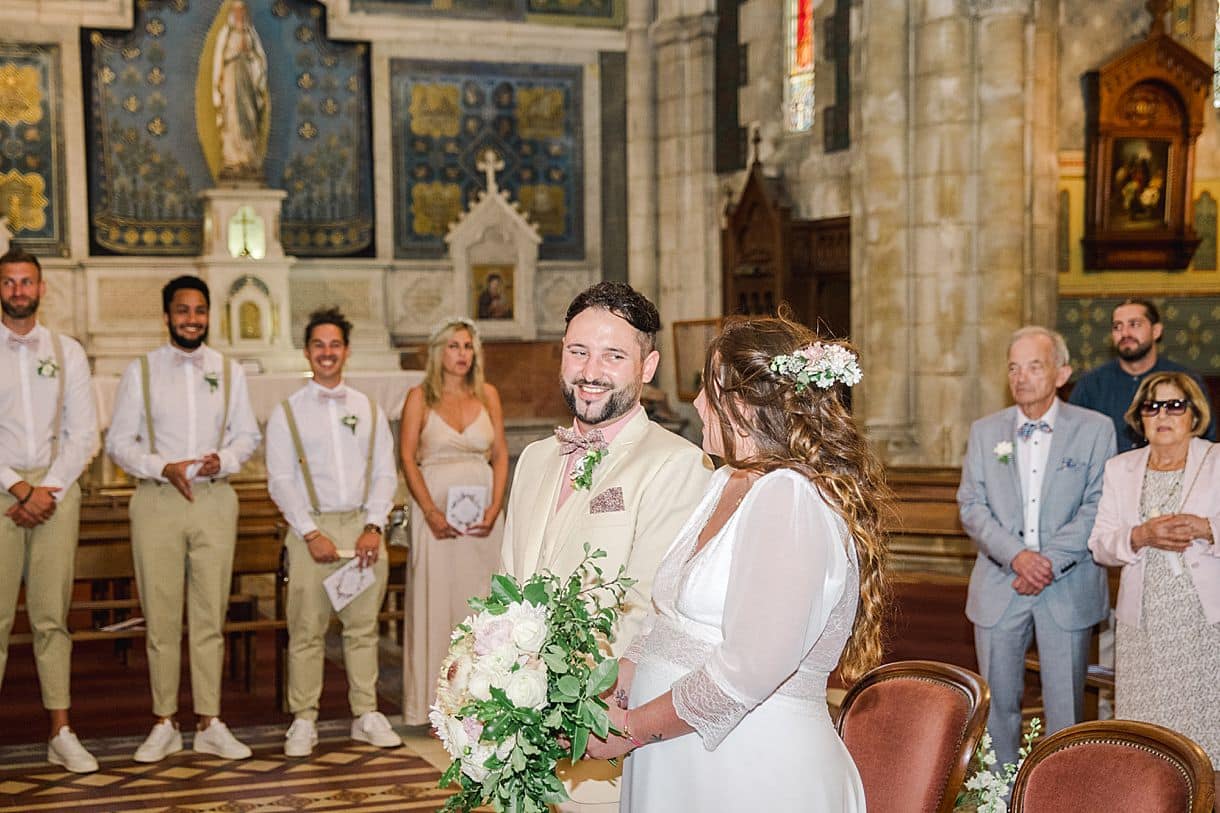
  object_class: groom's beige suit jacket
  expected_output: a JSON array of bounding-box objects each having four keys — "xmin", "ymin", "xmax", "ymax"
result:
[
  {"xmin": 502, "ymin": 409, "xmax": 712, "ymax": 656},
  {"xmin": 501, "ymin": 408, "xmax": 712, "ymax": 812}
]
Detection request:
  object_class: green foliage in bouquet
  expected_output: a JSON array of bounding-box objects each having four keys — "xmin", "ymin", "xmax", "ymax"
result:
[{"xmin": 435, "ymin": 545, "xmax": 636, "ymax": 813}]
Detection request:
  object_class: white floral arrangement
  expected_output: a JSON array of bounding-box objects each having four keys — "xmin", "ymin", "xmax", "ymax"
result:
[
  {"xmin": 993, "ymin": 440, "xmax": 1014, "ymax": 464},
  {"xmin": 956, "ymin": 717, "xmax": 1042, "ymax": 813},
  {"xmin": 769, "ymin": 342, "xmax": 862, "ymax": 393},
  {"xmin": 35, "ymin": 357, "xmax": 58, "ymax": 378},
  {"xmin": 433, "ymin": 546, "xmax": 634, "ymax": 812},
  {"xmin": 341, "ymin": 413, "xmax": 358, "ymax": 435},
  {"xmin": 569, "ymin": 447, "xmax": 608, "ymax": 491}
]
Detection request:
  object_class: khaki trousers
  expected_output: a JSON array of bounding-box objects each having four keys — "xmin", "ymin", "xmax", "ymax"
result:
[
  {"xmin": 0, "ymin": 469, "xmax": 80, "ymax": 710},
  {"xmin": 130, "ymin": 479, "xmax": 237, "ymax": 718},
  {"xmin": 286, "ymin": 510, "xmax": 388, "ymax": 720}
]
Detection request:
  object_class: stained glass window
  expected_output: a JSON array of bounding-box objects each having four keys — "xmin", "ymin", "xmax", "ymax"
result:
[{"xmin": 786, "ymin": 0, "xmax": 814, "ymax": 132}]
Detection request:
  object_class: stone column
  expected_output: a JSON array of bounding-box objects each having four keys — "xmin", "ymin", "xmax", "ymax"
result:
[
  {"xmin": 626, "ymin": 0, "xmax": 659, "ymax": 302},
  {"xmin": 651, "ymin": 8, "xmax": 721, "ymax": 390},
  {"xmin": 851, "ymin": 0, "xmax": 918, "ymax": 461}
]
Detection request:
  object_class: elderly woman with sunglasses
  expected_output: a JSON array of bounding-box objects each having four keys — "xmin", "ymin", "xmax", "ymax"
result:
[{"xmin": 1088, "ymin": 371, "xmax": 1220, "ymax": 766}]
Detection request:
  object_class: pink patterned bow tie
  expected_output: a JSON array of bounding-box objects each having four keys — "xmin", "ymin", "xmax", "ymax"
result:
[
  {"xmin": 6, "ymin": 332, "xmax": 38, "ymax": 351},
  {"xmin": 173, "ymin": 352, "xmax": 204, "ymax": 369},
  {"xmin": 317, "ymin": 387, "xmax": 346, "ymax": 402},
  {"xmin": 554, "ymin": 426, "xmax": 608, "ymax": 455}
]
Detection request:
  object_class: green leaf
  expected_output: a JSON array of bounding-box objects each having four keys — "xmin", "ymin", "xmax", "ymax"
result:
[
  {"xmin": 522, "ymin": 581, "xmax": 548, "ymax": 606},
  {"xmin": 491, "ymin": 574, "xmax": 523, "ymax": 604},
  {"xmin": 557, "ymin": 674, "xmax": 581, "ymax": 699},
  {"xmin": 586, "ymin": 657, "xmax": 618, "ymax": 696},
  {"xmin": 570, "ymin": 726, "xmax": 590, "ymax": 761},
  {"xmin": 439, "ymin": 759, "xmax": 461, "ymax": 788},
  {"xmin": 541, "ymin": 650, "xmax": 569, "ymax": 673},
  {"xmin": 590, "ymin": 705, "xmax": 610, "ymax": 739}
]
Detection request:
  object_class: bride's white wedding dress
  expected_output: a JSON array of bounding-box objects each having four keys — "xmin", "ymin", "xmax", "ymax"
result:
[{"xmin": 621, "ymin": 467, "xmax": 866, "ymax": 812}]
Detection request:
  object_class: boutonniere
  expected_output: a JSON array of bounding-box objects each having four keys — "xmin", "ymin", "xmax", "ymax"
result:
[
  {"xmin": 570, "ymin": 447, "xmax": 608, "ymax": 491},
  {"xmin": 203, "ymin": 371, "xmax": 219, "ymax": 393},
  {"xmin": 35, "ymin": 358, "xmax": 58, "ymax": 378},
  {"xmin": 341, "ymin": 413, "xmax": 358, "ymax": 435},
  {"xmin": 993, "ymin": 440, "xmax": 1014, "ymax": 464}
]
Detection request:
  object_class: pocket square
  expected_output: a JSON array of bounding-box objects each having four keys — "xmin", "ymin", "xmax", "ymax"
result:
[{"xmin": 589, "ymin": 486, "xmax": 625, "ymax": 514}]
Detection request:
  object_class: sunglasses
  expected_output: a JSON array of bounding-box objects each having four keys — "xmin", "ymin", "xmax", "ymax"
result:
[{"xmin": 1140, "ymin": 398, "xmax": 1191, "ymax": 416}]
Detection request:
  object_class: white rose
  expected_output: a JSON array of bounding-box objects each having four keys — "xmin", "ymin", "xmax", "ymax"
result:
[
  {"xmin": 461, "ymin": 741, "xmax": 496, "ymax": 783},
  {"xmin": 504, "ymin": 662, "xmax": 549, "ymax": 710},
  {"xmin": 472, "ymin": 611, "xmax": 514, "ymax": 656},
  {"xmin": 506, "ymin": 602, "xmax": 549, "ymax": 654},
  {"xmin": 482, "ymin": 643, "xmax": 521, "ymax": 675},
  {"xmin": 468, "ymin": 668, "xmax": 495, "ymax": 702}
]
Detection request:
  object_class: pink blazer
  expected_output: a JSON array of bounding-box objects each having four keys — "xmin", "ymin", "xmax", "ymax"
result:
[{"xmin": 1088, "ymin": 436, "xmax": 1220, "ymax": 626}]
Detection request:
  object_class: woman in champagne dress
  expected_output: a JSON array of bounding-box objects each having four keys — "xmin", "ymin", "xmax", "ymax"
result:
[
  {"xmin": 586, "ymin": 315, "xmax": 891, "ymax": 811},
  {"xmin": 401, "ymin": 318, "xmax": 508, "ymax": 725}
]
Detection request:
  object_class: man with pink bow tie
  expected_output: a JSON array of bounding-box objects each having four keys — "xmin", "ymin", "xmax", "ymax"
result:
[
  {"xmin": 501, "ymin": 282, "xmax": 712, "ymax": 811},
  {"xmin": 0, "ymin": 247, "xmax": 100, "ymax": 773},
  {"xmin": 106, "ymin": 275, "xmax": 261, "ymax": 763}
]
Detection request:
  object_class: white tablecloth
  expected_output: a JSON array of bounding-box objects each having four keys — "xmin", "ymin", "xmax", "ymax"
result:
[{"xmin": 92, "ymin": 370, "xmax": 424, "ymax": 429}]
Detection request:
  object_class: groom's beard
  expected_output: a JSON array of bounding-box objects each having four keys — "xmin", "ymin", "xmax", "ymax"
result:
[
  {"xmin": 169, "ymin": 321, "xmax": 209, "ymax": 351},
  {"xmin": 561, "ymin": 376, "xmax": 641, "ymax": 427}
]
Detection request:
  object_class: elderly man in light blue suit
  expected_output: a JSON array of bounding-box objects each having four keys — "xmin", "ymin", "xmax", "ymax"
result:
[{"xmin": 958, "ymin": 326, "xmax": 1115, "ymax": 767}]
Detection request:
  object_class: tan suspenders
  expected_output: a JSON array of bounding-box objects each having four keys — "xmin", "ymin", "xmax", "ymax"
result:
[
  {"xmin": 139, "ymin": 352, "xmax": 231, "ymax": 455},
  {"xmin": 47, "ymin": 332, "xmax": 65, "ymax": 463},
  {"xmin": 281, "ymin": 396, "xmax": 378, "ymax": 514}
]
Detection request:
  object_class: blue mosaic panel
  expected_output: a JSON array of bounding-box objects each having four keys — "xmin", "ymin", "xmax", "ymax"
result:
[
  {"xmin": 351, "ymin": 0, "xmax": 525, "ymax": 20},
  {"xmin": 390, "ymin": 59, "xmax": 583, "ymax": 260},
  {"xmin": 1059, "ymin": 295, "xmax": 1220, "ymax": 377},
  {"xmin": 0, "ymin": 42, "xmax": 68, "ymax": 256},
  {"xmin": 86, "ymin": 0, "xmax": 373, "ymax": 256}
]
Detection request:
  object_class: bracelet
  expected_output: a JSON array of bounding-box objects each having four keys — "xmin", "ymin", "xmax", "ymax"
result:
[
  {"xmin": 16, "ymin": 486, "xmax": 34, "ymax": 506},
  {"xmin": 621, "ymin": 712, "xmax": 646, "ymax": 749}
]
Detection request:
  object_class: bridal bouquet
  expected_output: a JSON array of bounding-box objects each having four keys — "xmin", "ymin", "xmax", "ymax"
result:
[
  {"xmin": 432, "ymin": 545, "xmax": 635, "ymax": 813},
  {"xmin": 955, "ymin": 717, "xmax": 1043, "ymax": 812}
]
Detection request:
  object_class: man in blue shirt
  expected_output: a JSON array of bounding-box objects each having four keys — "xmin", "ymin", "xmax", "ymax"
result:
[{"xmin": 1069, "ymin": 298, "xmax": 1215, "ymax": 452}]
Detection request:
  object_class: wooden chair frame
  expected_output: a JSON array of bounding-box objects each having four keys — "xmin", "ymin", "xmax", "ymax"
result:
[
  {"xmin": 1010, "ymin": 720, "xmax": 1216, "ymax": 813},
  {"xmin": 836, "ymin": 659, "xmax": 990, "ymax": 813}
]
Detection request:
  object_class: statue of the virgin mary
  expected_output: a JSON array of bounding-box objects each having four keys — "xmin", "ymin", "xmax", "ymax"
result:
[{"xmin": 211, "ymin": 0, "xmax": 269, "ymax": 181}]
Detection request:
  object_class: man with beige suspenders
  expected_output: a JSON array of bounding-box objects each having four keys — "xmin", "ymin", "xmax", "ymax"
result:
[
  {"xmin": 265, "ymin": 307, "xmax": 401, "ymax": 757},
  {"xmin": 106, "ymin": 275, "xmax": 261, "ymax": 762},
  {"xmin": 0, "ymin": 247, "xmax": 100, "ymax": 772}
]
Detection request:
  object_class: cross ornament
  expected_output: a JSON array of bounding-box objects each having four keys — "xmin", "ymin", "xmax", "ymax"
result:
[{"xmin": 476, "ymin": 149, "xmax": 505, "ymax": 195}]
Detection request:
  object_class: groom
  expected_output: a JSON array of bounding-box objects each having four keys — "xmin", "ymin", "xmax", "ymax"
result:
[
  {"xmin": 957, "ymin": 326, "xmax": 1114, "ymax": 769},
  {"xmin": 502, "ymin": 281, "xmax": 712, "ymax": 812}
]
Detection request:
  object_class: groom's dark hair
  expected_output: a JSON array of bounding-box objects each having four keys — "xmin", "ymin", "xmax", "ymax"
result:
[{"xmin": 565, "ymin": 281, "xmax": 660, "ymax": 355}]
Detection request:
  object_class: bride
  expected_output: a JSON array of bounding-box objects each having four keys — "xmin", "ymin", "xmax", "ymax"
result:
[{"xmin": 585, "ymin": 315, "xmax": 891, "ymax": 811}]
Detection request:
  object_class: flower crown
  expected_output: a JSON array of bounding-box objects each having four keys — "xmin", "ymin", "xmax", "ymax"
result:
[
  {"xmin": 768, "ymin": 342, "xmax": 863, "ymax": 392},
  {"xmin": 428, "ymin": 316, "xmax": 480, "ymax": 346}
]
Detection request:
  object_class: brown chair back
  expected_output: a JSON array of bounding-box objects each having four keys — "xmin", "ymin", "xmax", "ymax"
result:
[
  {"xmin": 835, "ymin": 660, "xmax": 990, "ymax": 813},
  {"xmin": 1010, "ymin": 720, "xmax": 1215, "ymax": 813}
]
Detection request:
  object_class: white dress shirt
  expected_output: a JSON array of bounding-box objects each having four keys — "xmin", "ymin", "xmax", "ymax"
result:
[
  {"xmin": 1016, "ymin": 398, "xmax": 1059, "ymax": 551},
  {"xmin": 265, "ymin": 381, "xmax": 397, "ymax": 538},
  {"xmin": 0, "ymin": 322, "xmax": 99, "ymax": 498},
  {"xmin": 105, "ymin": 343, "xmax": 261, "ymax": 482}
]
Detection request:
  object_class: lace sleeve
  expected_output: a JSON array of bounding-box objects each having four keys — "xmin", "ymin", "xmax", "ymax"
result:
[
  {"xmin": 672, "ymin": 667, "xmax": 749, "ymax": 750},
  {"xmin": 675, "ymin": 472, "xmax": 848, "ymax": 749}
]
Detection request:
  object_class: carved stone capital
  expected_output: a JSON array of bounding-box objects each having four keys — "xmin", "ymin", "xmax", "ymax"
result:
[
  {"xmin": 966, "ymin": 0, "xmax": 1031, "ymax": 18},
  {"xmin": 649, "ymin": 13, "xmax": 718, "ymax": 48}
]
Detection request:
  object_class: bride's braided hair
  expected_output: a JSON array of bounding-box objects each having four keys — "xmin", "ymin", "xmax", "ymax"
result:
[{"xmin": 701, "ymin": 312, "xmax": 893, "ymax": 682}]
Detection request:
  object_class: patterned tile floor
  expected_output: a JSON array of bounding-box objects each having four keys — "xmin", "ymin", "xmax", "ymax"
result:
[{"xmin": 0, "ymin": 720, "xmax": 454, "ymax": 812}]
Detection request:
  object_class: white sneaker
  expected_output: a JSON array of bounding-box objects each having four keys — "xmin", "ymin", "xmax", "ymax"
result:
[
  {"xmin": 351, "ymin": 711, "xmax": 402, "ymax": 748},
  {"xmin": 133, "ymin": 720, "xmax": 183, "ymax": 763},
  {"xmin": 192, "ymin": 719, "xmax": 252, "ymax": 760},
  {"xmin": 284, "ymin": 718, "xmax": 318, "ymax": 758},
  {"xmin": 47, "ymin": 727, "xmax": 99, "ymax": 773}
]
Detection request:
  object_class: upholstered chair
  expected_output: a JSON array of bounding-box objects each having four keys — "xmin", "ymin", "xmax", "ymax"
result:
[
  {"xmin": 835, "ymin": 660, "xmax": 990, "ymax": 813},
  {"xmin": 1009, "ymin": 720, "xmax": 1215, "ymax": 813}
]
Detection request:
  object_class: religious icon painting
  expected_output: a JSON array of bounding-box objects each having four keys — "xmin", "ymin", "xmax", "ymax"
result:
[{"xmin": 472, "ymin": 264, "xmax": 514, "ymax": 320}]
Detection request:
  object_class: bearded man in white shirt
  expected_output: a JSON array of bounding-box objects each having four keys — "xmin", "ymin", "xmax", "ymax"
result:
[
  {"xmin": 0, "ymin": 248, "xmax": 100, "ymax": 773},
  {"xmin": 106, "ymin": 275, "xmax": 262, "ymax": 763},
  {"xmin": 264, "ymin": 307, "xmax": 402, "ymax": 758}
]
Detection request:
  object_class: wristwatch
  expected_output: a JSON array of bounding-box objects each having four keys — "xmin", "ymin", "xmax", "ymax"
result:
[{"xmin": 363, "ymin": 523, "xmax": 384, "ymax": 536}]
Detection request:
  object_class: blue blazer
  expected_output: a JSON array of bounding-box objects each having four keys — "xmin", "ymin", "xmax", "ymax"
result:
[{"xmin": 957, "ymin": 401, "xmax": 1115, "ymax": 630}]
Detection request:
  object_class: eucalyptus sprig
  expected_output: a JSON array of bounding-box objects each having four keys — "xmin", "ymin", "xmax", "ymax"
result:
[{"xmin": 438, "ymin": 545, "xmax": 636, "ymax": 813}]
